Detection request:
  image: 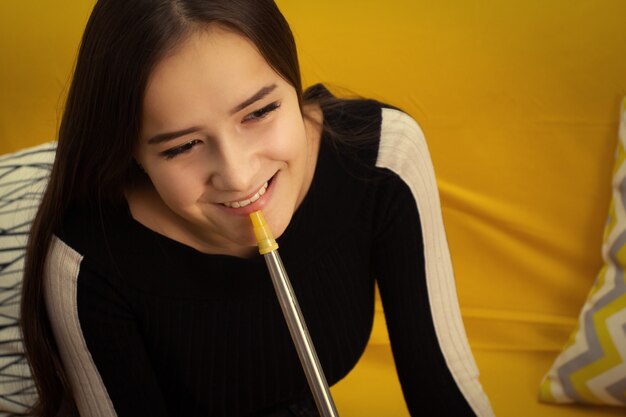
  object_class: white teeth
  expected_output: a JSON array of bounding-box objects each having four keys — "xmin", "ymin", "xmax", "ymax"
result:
[{"xmin": 222, "ymin": 181, "xmax": 269, "ymax": 208}]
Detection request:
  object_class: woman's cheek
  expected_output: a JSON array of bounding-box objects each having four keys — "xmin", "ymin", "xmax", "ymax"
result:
[
  {"xmin": 153, "ymin": 170, "xmax": 198, "ymax": 207},
  {"xmin": 268, "ymin": 117, "xmax": 306, "ymax": 158}
]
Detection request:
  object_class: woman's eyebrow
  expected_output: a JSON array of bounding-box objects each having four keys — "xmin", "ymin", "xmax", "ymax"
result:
[
  {"xmin": 147, "ymin": 84, "xmax": 278, "ymax": 145},
  {"xmin": 230, "ymin": 83, "xmax": 277, "ymax": 115},
  {"xmin": 148, "ymin": 126, "xmax": 202, "ymax": 145}
]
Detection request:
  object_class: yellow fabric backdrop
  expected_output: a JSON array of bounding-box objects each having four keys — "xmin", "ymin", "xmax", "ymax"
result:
[{"xmin": 1, "ymin": 1, "xmax": 626, "ymax": 416}]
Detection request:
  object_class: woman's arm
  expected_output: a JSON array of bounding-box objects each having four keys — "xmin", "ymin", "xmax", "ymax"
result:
[{"xmin": 371, "ymin": 175, "xmax": 477, "ymax": 417}]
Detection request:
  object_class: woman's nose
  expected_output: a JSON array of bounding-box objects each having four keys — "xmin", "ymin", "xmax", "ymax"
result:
[{"xmin": 208, "ymin": 139, "xmax": 258, "ymax": 192}]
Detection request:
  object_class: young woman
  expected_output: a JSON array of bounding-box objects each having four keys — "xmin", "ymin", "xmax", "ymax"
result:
[{"xmin": 20, "ymin": 1, "xmax": 493, "ymax": 416}]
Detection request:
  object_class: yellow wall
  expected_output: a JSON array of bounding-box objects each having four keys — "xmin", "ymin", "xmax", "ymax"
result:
[{"xmin": 0, "ymin": 1, "xmax": 95, "ymax": 152}]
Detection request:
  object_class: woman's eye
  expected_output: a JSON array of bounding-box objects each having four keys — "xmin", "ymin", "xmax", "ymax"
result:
[
  {"xmin": 160, "ymin": 139, "xmax": 202, "ymax": 160},
  {"xmin": 243, "ymin": 101, "xmax": 281, "ymax": 123}
]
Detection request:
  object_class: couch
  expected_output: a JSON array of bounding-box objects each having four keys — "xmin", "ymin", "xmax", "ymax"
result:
[{"xmin": 1, "ymin": 1, "xmax": 625, "ymax": 416}]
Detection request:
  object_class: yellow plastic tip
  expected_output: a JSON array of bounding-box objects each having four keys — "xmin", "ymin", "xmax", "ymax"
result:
[{"xmin": 249, "ymin": 211, "xmax": 279, "ymax": 255}]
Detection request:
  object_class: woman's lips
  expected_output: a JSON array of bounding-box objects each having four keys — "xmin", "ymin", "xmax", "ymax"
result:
[
  {"xmin": 222, "ymin": 181, "xmax": 268, "ymax": 208},
  {"xmin": 217, "ymin": 174, "xmax": 276, "ymax": 216}
]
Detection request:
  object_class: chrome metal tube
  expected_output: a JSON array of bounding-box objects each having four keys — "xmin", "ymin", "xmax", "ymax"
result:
[{"xmin": 263, "ymin": 250, "xmax": 339, "ymax": 417}]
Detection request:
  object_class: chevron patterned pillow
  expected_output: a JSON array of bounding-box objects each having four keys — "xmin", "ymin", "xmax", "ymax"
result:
[
  {"xmin": 0, "ymin": 141, "xmax": 56, "ymax": 415},
  {"xmin": 538, "ymin": 98, "xmax": 626, "ymax": 407}
]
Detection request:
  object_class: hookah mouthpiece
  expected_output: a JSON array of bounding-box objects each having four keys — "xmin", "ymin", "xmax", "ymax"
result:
[{"xmin": 250, "ymin": 210, "xmax": 279, "ymax": 254}]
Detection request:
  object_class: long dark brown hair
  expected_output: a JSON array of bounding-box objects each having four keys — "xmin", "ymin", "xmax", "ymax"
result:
[{"xmin": 20, "ymin": 1, "xmax": 304, "ymax": 415}]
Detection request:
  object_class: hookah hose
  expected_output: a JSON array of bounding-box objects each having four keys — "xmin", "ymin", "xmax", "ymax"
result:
[{"xmin": 249, "ymin": 211, "xmax": 339, "ymax": 417}]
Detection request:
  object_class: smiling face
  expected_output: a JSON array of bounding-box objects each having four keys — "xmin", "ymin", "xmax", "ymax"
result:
[{"xmin": 132, "ymin": 25, "xmax": 320, "ymax": 257}]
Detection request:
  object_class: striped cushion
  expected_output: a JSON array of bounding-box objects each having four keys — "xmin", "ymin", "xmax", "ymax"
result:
[
  {"xmin": 0, "ymin": 142, "xmax": 56, "ymax": 415},
  {"xmin": 539, "ymin": 99, "xmax": 626, "ymax": 407}
]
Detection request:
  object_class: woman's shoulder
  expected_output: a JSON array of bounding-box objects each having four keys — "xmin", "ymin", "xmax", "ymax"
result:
[
  {"xmin": 304, "ymin": 84, "xmax": 424, "ymax": 177},
  {"xmin": 305, "ymin": 83, "xmax": 385, "ymax": 133},
  {"xmin": 306, "ymin": 83, "xmax": 420, "ymax": 141},
  {"xmin": 55, "ymin": 201, "xmax": 131, "ymax": 271}
]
